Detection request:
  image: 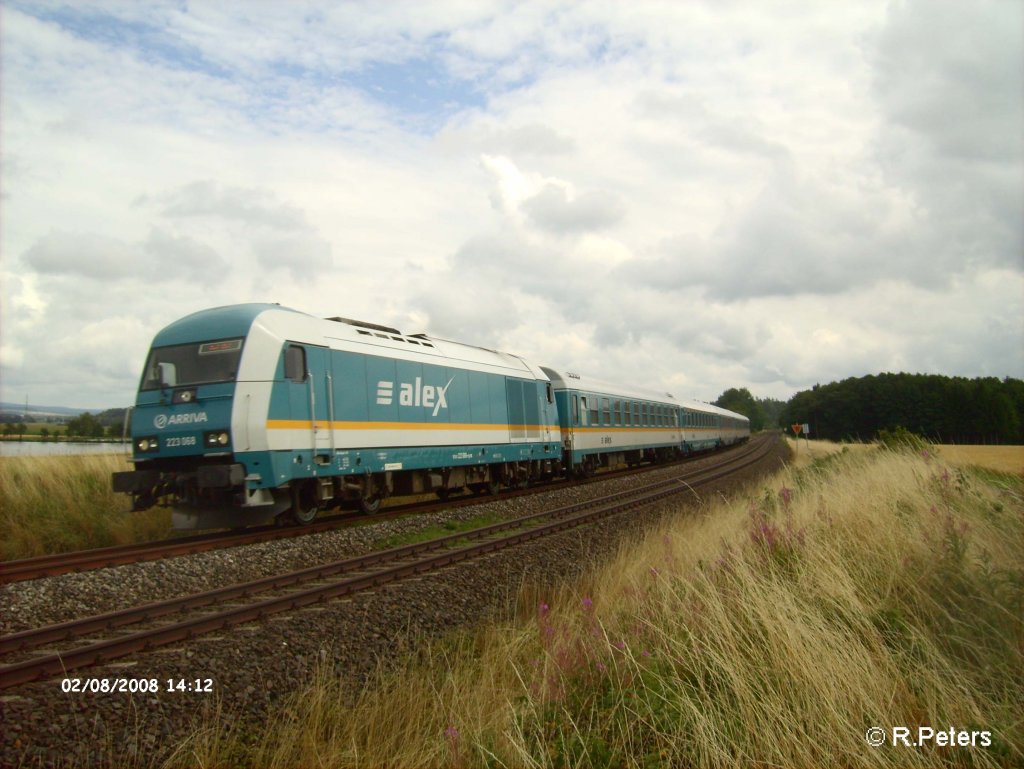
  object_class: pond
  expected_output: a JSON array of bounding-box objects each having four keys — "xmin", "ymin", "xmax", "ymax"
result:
[{"xmin": 0, "ymin": 441, "xmax": 130, "ymax": 457}]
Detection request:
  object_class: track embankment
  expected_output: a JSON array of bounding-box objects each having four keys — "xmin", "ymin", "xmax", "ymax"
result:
[{"xmin": 0, "ymin": 434, "xmax": 787, "ymax": 768}]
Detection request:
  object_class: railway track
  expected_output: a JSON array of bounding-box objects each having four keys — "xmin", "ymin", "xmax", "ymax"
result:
[
  {"xmin": 0, "ymin": 435, "xmax": 775, "ymax": 690},
  {"xmin": 1, "ymin": 441, "xmax": 755, "ymax": 584}
]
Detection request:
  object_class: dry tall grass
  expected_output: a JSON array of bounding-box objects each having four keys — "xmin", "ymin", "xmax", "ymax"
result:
[
  {"xmin": 0, "ymin": 455, "xmax": 172, "ymax": 559},
  {"xmin": 175, "ymin": 446, "xmax": 1023, "ymax": 768}
]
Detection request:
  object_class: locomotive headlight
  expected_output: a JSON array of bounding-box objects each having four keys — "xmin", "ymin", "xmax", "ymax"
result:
[
  {"xmin": 136, "ymin": 436, "xmax": 159, "ymax": 453},
  {"xmin": 204, "ymin": 430, "xmax": 230, "ymax": 448}
]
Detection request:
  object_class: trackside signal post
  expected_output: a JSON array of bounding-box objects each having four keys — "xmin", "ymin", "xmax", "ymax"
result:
[{"xmin": 791, "ymin": 423, "xmax": 810, "ymax": 450}]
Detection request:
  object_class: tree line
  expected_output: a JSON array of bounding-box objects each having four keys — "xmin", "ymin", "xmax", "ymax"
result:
[
  {"xmin": 778, "ymin": 373, "xmax": 1023, "ymax": 444},
  {"xmin": 0, "ymin": 408, "xmax": 129, "ymax": 440},
  {"xmin": 713, "ymin": 388, "xmax": 786, "ymax": 433}
]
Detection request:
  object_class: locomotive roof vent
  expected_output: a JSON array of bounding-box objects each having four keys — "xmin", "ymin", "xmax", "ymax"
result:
[{"xmin": 327, "ymin": 317, "xmax": 402, "ymax": 335}]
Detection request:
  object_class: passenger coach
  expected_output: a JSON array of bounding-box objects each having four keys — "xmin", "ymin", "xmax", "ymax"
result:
[
  {"xmin": 541, "ymin": 368, "xmax": 685, "ymax": 475},
  {"xmin": 680, "ymin": 400, "xmax": 751, "ymax": 451}
]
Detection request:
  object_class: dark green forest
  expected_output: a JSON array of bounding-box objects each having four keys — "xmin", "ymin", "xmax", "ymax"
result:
[
  {"xmin": 776, "ymin": 374, "xmax": 1024, "ymax": 444},
  {"xmin": 713, "ymin": 388, "xmax": 785, "ymax": 433}
]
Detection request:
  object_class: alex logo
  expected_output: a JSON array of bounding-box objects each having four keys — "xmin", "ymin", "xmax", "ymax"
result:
[
  {"xmin": 154, "ymin": 412, "xmax": 209, "ymax": 429},
  {"xmin": 376, "ymin": 377, "xmax": 454, "ymax": 417}
]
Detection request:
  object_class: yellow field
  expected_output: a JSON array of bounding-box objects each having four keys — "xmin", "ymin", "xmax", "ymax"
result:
[{"xmin": 936, "ymin": 444, "xmax": 1024, "ymax": 475}]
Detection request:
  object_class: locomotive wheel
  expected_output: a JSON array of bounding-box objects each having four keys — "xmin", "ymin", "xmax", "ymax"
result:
[
  {"xmin": 290, "ymin": 481, "xmax": 319, "ymax": 525},
  {"xmin": 359, "ymin": 493, "xmax": 381, "ymax": 515},
  {"xmin": 468, "ymin": 480, "xmax": 500, "ymax": 496}
]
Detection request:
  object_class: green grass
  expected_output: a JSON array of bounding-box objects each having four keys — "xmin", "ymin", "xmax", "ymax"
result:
[
  {"xmin": 0, "ymin": 455, "xmax": 173, "ymax": 559},
  {"xmin": 374, "ymin": 513, "xmax": 509, "ymax": 550},
  {"xmin": 174, "ymin": 445, "xmax": 1023, "ymax": 768}
]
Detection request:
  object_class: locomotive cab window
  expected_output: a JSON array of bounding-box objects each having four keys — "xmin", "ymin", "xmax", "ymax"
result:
[
  {"xmin": 284, "ymin": 345, "xmax": 307, "ymax": 383},
  {"xmin": 140, "ymin": 338, "xmax": 243, "ymax": 391}
]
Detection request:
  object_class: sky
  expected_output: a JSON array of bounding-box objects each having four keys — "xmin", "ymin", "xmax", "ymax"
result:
[{"xmin": 1, "ymin": 0, "xmax": 1022, "ymax": 410}]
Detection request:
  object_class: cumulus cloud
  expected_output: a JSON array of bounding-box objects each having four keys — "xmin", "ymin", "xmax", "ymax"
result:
[
  {"xmin": 520, "ymin": 183, "xmax": 625, "ymax": 235},
  {"xmin": 23, "ymin": 231, "xmax": 141, "ymax": 279},
  {"xmin": 475, "ymin": 123, "xmax": 577, "ymax": 157},
  {"xmin": 152, "ymin": 181, "xmax": 311, "ymax": 230},
  {"xmin": 871, "ymin": 0, "xmax": 1023, "ymax": 271}
]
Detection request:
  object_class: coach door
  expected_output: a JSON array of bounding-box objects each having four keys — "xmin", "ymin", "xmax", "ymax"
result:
[{"xmin": 284, "ymin": 343, "xmax": 333, "ymax": 457}]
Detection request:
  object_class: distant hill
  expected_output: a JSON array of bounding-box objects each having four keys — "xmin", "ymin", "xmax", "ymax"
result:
[{"xmin": 0, "ymin": 402, "xmax": 105, "ymax": 418}]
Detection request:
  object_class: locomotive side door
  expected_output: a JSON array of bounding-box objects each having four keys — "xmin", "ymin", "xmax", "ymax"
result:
[{"xmin": 284, "ymin": 343, "xmax": 333, "ymax": 457}]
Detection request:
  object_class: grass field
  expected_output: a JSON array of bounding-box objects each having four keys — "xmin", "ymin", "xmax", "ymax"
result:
[
  {"xmin": 171, "ymin": 444, "xmax": 1023, "ymax": 768},
  {"xmin": 0, "ymin": 454, "xmax": 172, "ymax": 559}
]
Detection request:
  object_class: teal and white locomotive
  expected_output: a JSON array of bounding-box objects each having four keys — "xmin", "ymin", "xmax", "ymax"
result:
[
  {"xmin": 114, "ymin": 304, "xmax": 562, "ymax": 529},
  {"xmin": 113, "ymin": 303, "xmax": 748, "ymax": 529}
]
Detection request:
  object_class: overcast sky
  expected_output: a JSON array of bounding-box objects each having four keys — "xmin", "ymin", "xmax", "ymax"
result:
[{"xmin": 2, "ymin": 0, "xmax": 1021, "ymax": 410}]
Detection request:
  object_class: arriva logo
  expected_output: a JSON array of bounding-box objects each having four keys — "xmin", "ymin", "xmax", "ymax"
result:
[
  {"xmin": 376, "ymin": 377, "xmax": 454, "ymax": 417},
  {"xmin": 154, "ymin": 412, "xmax": 209, "ymax": 429}
]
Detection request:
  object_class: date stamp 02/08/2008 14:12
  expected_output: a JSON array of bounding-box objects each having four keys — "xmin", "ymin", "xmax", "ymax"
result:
[{"xmin": 60, "ymin": 678, "xmax": 214, "ymax": 694}]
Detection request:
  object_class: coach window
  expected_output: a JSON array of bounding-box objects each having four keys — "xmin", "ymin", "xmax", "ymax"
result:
[
  {"xmin": 573, "ymin": 395, "xmax": 580, "ymax": 425},
  {"xmin": 546, "ymin": 382, "xmax": 554, "ymax": 404},
  {"xmin": 626, "ymin": 402, "xmax": 632, "ymax": 427},
  {"xmin": 602, "ymin": 398, "xmax": 611, "ymax": 426},
  {"xmin": 590, "ymin": 397, "xmax": 599, "ymax": 426},
  {"xmin": 285, "ymin": 345, "xmax": 307, "ymax": 383}
]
